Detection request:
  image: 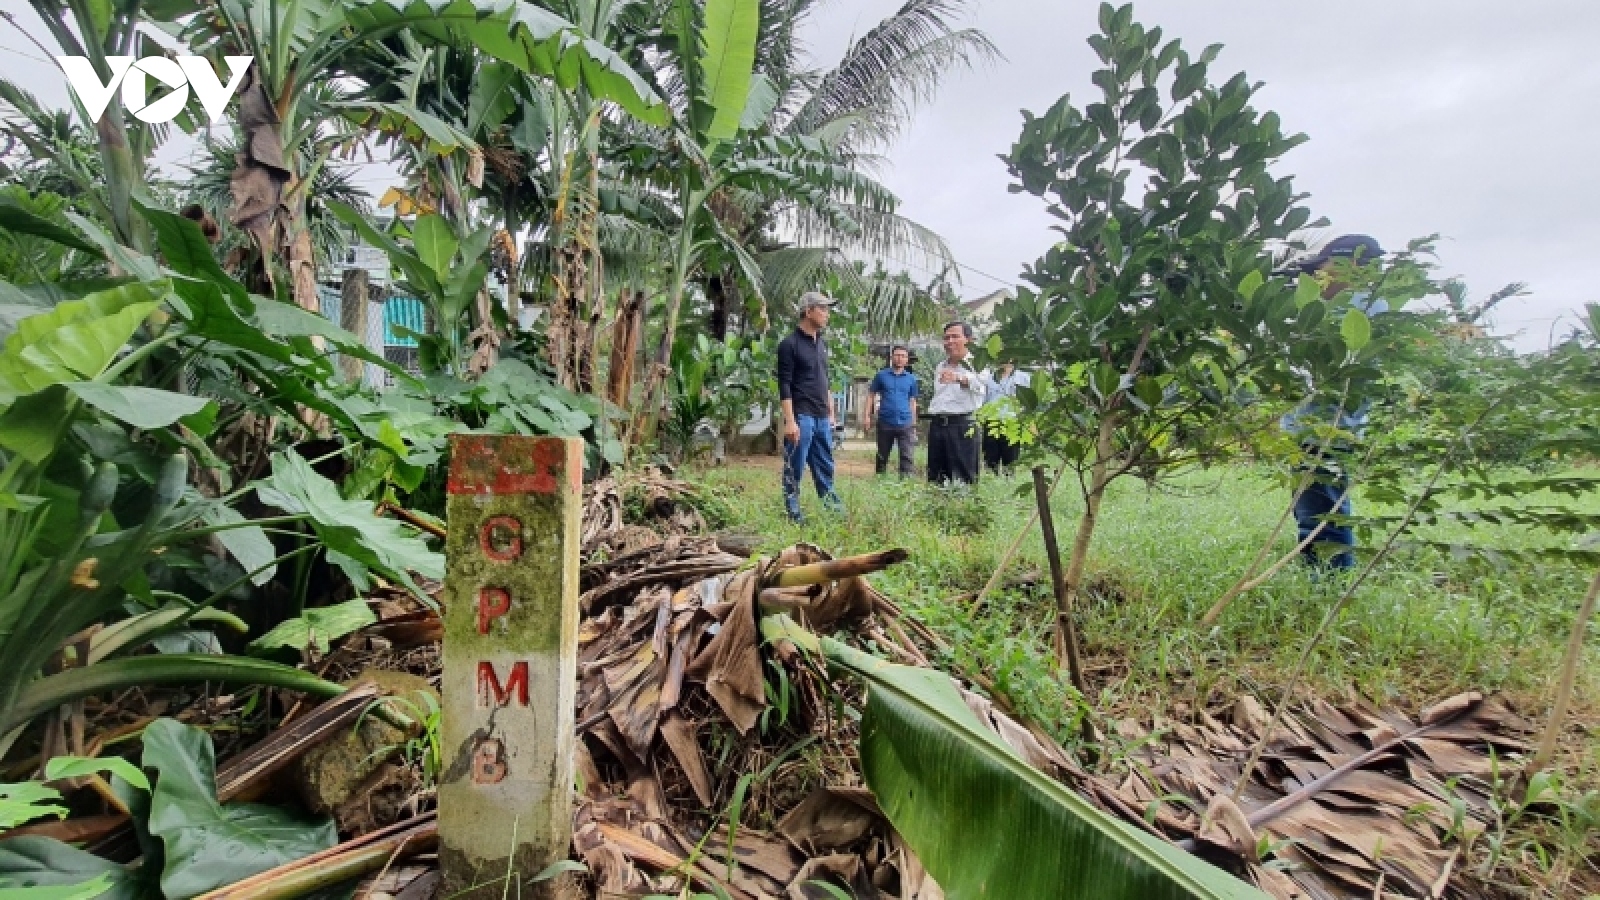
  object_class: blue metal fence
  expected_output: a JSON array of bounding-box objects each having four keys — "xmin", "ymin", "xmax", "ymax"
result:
[{"xmin": 384, "ymin": 296, "xmax": 425, "ymax": 347}]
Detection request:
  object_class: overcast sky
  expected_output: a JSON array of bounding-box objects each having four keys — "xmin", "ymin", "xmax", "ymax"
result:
[
  {"xmin": 800, "ymin": 0, "xmax": 1600, "ymax": 351},
  {"xmin": 3, "ymin": 0, "xmax": 1595, "ymax": 351}
]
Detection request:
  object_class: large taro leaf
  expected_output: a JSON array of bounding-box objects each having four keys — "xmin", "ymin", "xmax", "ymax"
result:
[
  {"xmin": 0, "ymin": 198, "xmax": 105, "ymax": 257},
  {"xmin": 0, "ymin": 280, "xmax": 168, "ymax": 404},
  {"xmin": 0, "ymin": 385, "xmax": 73, "ymax": 463},
  {"xmin": 819, "ymin": 637, "xmax": 1269, "ymax": 900},
  {"xmin": 252, "ymin": 297, "xmax": 409, "ymax": 382},
  {"xmin": 339, "ymin": 0, "xmax": 667, "ymax": 126},
  {"xmin": 62, "ymin": 384, "xmax": 216, "ymax": 434},
  {"xmin": 0, "ymin": 837, "xmax": 143, "ymax": 900},
  {"xmin": 255, "ymin": 452, "xmax": 443, "ymax": 600},
  {"xmin": 0, "ymin": 781, "xmax": 66, "ymax": 830},
  {"xmin": 248, "ymin": 598, "xmax": 376, "ymax": 656},
  {"xmin": 143, "ymin": 718, "xmax": 337, "ymax": 899},
  {"xmin": 201, "ymin": 506, "xmax": 278, "ymax": 586},
  {"xmin": 133, "ymin": 201, "xmax": 246, "ymax": 305}
]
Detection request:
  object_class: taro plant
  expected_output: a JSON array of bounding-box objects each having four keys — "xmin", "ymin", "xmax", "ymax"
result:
[{"xmin": 0, "ymin": 719, "xmax": 338, "ymax": 899}]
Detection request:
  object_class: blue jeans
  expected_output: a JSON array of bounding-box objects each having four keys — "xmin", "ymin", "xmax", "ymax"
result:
[
  {"xmin": 783, "ymin": 414, "xmax": 842, "ymax": 518},
  {"xmin": 1294, "ymin": 468, "xmax": 1355, "ymax": 570}
]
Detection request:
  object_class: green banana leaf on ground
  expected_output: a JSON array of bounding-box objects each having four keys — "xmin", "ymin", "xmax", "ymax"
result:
[{"xmin": 766, "ymin": 616, "xmax": 1269, "ymax": 900}]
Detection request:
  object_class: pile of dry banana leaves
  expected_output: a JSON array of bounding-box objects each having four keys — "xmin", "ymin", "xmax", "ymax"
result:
[{"xmin": 7, "ymin": 475, "xmax": 1543, "ymax": 900}]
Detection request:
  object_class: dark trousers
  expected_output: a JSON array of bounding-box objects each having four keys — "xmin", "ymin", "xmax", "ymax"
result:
[
  {"xmin": 926, "ymin": 416, "xmax": 979, "ymax": 485},
  {"xmin": 1294, "ymin": 466, "xmax": 1355, "ymax": 570},
  {"xmin": 875, "ymin": 424, "xmax": 916, "ymax": 476},
  {"xmin": 982, "ymin": 431, "xmax": 1020, "ymax": 474}
]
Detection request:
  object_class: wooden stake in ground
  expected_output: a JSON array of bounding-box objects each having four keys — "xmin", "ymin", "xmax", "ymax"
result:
[
  {"xmin": 338, "ymin": 267, "xmax": 368, "ymax": 386},
  {"xmin": 439, "ymin": 436, "xmax": 584, "ymax": 900},
  {"xmin": 1531, "ymin": 568, "xmax": 1600, "ymax": 773},
  {"xmin": 1032, "ymin": 466, "xmax": 1087, "ymax": 695}
]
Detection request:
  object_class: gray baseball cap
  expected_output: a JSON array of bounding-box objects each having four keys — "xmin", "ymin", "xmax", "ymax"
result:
[{"xmin": 799, "ymin": 291, "xmax": 836, "ymax": 311}]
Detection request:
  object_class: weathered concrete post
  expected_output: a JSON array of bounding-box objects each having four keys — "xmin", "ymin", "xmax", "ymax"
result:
[{"xmin": 440, "ymin": 435, "xmax": 583, "ymax": 900}]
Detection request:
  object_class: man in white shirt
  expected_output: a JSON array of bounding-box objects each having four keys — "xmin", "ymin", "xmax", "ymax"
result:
[{"xmin": 925, "ymin": 321, "xmax": 986, "ymax": 484}]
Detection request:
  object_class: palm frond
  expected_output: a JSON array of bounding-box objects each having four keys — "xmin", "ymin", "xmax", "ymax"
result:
[
  {"xmin": 861, "ymin": 268, "xmax": 948, "ymax": 338},
  {"xmin": 757, "ymin": 247, "xmax": 942, "ymax": 338},
  {"xmin": 597, "ymin": 211, "xmax": 672, "ymax": 283},
  {"xmin": 778, "ymin": 202, "xmax": 956, "ymax": 277},
  {"xmin": 788, "ymin": 0, "xmax": 997, "ymax": 152}
]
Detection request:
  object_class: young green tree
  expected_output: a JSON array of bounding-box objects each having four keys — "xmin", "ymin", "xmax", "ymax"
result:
[{"xmin": 985, "ymin": 3, "xmax": 1430, "ymax": 667}]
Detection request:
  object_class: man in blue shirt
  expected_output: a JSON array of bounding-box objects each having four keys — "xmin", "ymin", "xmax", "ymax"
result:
[
  {"xmin": 866, "ymin": 345, "xmax": 919, "ymax": 476},
  {"xmin": 1281, "ymin": 234, "xmax": 1385, "ymax": 571}
]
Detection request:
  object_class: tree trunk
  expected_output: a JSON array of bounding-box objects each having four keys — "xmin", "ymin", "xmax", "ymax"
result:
[
  {"xmin": 286, "ymin": 197, "xmax": 319, "ymax": 314},
  {"xmin": 228, "ymin": 70, "xmax": 291, "ymax": 298},
  {"xmin": 548, "ymin": 239, "xmax": 582, "ymax": 388},
  {"xmin": 708, "ymin": 272, "xmax": 729, "ymax": 341},
  {"xmin": 607, "ymin": 289, "xmax": 645, "ymax": 410},
  {"xmin": 466, "ymin": 286, "xmax": 501, "ymax": 376},
  {"xmin": 1063, "ymin": 414, "xmax": 1118, "ymax": 619},
  {"xmin": 339, "ymin": 267, "xmax": 369, "ymax": 385},
  {"xmin": 576, "ymin": 151, "xmax": 606, "ymax": 395},
  {"xmin": 638, "ymin": 213, "xmax": 697, "ymax": 440},
  {"xmin": 1034, "ymin": 466, "xmax": 1087, "ymax": 690}
]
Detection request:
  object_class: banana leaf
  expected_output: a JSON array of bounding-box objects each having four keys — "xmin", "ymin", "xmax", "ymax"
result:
[{"xmin": 817, "ymin": 634, "xmax": 1268, "ymax": 900}]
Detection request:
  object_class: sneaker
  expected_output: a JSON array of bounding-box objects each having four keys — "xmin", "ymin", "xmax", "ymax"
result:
[{"xmin": 787, "ymin": 510, "xmax": 806, "ymax": 525}]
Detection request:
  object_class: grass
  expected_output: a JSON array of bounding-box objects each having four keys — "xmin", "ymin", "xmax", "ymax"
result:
[{"xmin": 695, "ymin": 442, "xmax": 1599, "ymax": 776}]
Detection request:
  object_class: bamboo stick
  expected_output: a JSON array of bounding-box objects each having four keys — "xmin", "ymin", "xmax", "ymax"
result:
[
  {"xmin": 1530, "ymin": 568, "xmax": 1600, "ymax": 773},
  {"xmin": 763, "ymin": 549, "xmax": 908, "ymax": 588},
  {"xmin": 1033, "ymin": 466, "xmax": 1087, "ymax": 695}
]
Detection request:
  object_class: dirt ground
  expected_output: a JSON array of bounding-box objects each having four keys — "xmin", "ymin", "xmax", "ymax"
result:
[{"xmin": 724, "ymin": 439, "xmax": 906, "ymax": 478}]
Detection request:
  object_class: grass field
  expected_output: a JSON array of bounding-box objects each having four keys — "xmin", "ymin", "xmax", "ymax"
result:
[{"xmin": 695, "ymin": 441, "xmax": 1599, "ymax": 777}]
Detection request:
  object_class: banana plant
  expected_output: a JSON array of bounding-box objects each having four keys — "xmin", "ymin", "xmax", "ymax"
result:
[
  {"xmin": 149, "ymin": 0, "xmax": 668, "ymax": 312},
  {"xmin": 328, "ymin": 201, "xmax": 490, "ymax": 375},
  {"xmin": 629, "ymin": 0, "xmax": 907, "ymax": 431},
  {"xmin": 21, "ymin": 0, "xmax": 164, "ymax": 253},
  {"xmin": 765, "ymin": 616, "xmax": 1269, "ymax": 899}
]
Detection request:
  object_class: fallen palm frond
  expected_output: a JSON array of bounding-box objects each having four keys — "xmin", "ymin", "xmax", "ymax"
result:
[{"xmin": 1094, "ymin": 692, "xmax": 1532, "ymax": 898}]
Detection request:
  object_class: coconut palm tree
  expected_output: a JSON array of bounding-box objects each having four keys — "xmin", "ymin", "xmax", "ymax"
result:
[
  {"xmin": 757, "ymin": 0, "xmax": 996, "ymax": 326},
  {"xmin": 18, "ymin": 0, "xmax": 171, "ymax": 253},
  {"xmin": 612, "ymin": 0, "xmax": 985, "ymax": 421}
]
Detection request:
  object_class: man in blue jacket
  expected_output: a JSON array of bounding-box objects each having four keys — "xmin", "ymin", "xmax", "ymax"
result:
[
  {"xmin": 1281, "ymin": 234, "xmax": 1386, "ymax": 571},
  {"xmin": 776, "ymin": 293, "xmax": 844, "ymax": 523}
]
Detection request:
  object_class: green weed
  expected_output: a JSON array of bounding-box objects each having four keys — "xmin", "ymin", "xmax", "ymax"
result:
[{"xmin": 697, "ymin": 450, "xmax": 1598, "ymax": 747}]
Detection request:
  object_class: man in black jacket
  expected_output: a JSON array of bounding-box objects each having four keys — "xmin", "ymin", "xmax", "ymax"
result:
[{"xmin": 776, "ymin": 292, "xmax": 844, "ymax": 523}]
